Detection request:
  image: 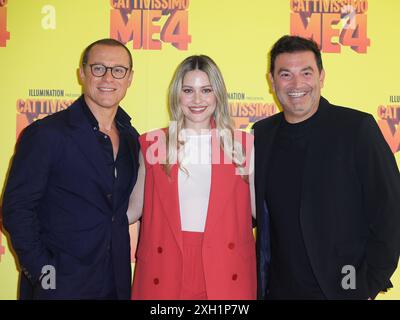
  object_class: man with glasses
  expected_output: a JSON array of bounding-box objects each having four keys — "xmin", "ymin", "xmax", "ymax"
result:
[{"xmin": 2, "ymin": 39, "xmax": 140, "ymax": 299}]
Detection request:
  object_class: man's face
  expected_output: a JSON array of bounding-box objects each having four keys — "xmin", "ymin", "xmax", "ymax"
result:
[
  {"xmin": 80, "ymin": 44, "xmax": 133, "ymax": 111},
  {"xmin": 269, "ymin": 51, "xmax": 325, "ymax": 123}
]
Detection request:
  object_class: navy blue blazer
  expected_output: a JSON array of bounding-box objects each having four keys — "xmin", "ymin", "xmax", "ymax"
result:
[{"xmin": 2, "ymin": 96, "xmax": 140, "ymax": 299}]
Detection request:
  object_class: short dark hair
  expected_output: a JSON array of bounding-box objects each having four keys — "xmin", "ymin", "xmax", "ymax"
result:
[
  {"xmin": 269, "ymin": 35, "xmax": 323, "ymax": 75},
  {"xmin": 81, "ymin": 38, "xmax": 133, "ymax": 69}
]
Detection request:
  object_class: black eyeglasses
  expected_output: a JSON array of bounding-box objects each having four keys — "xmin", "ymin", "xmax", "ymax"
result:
[{"xmin": 84, "ymin": 63, "xmax": 130, "ymax": 79}]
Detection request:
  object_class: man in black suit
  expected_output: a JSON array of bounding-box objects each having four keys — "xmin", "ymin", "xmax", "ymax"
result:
[
  {"xmin": 253, "ymin": 35, "xmax": 400, "ymax": 299},
  {"xmin": 2, "ymin": 38, "xmax": 140, "ymax": 299}
]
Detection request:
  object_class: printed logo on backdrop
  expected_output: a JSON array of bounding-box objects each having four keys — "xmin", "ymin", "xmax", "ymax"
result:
[
  {"xmin": 228, "ymin": 92, "xmax": 277, "ymax": 129},
  {"xmin": 0, "ymin": 0, "xmax": 10, "ymax": 47},
  {"xmin": 110, "ymin": 0, "xmax": 191, "ymax": 50},
  {"xmin": 290, "ymin": 0, "xmax": 370, "ymax": 53},
  {"xmin": 16, "ymin": 90, "xmax": 78, "ymax": 138},
  {"xmin": 377, "ymin": 96, "xmax": 400, "ymax": 154}
]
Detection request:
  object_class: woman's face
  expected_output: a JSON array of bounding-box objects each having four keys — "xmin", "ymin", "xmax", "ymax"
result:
[{"xmin": 179, "ymin": 69, "xmax": 217, "ymax": 132}]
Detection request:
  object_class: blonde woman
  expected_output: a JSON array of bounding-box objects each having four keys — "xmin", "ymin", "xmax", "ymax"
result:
[{"xmin": 128, "ymin": 55, "xmax": 256, "ymax": 300}]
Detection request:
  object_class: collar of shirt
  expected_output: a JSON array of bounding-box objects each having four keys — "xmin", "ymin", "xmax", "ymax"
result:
[{"xmin": 79, "ymin": 95, "xmax": 132, "ymax": 132}]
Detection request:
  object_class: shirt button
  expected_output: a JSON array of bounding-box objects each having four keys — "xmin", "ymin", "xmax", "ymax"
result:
[
  {"xmin": 153, "ymin": 278, "xmax": 159, "ymax": 285},
  {"xmin": 157, "ymin": 247, "xmax": 163, "ymax": 254},
  {"xmin": 232, "ymin": 274, "xmax": 238, "ymax": 281},
  {"xmin": 104, "ymin": 135, "xmax": 108, "ymax": 139},
  {"xmin": 93, "ymin": 126, "xmax": 98, "ymax": 131},
  {"xmin": 228, "ymin": 242, "xmax": 235, "ymax": 250}
]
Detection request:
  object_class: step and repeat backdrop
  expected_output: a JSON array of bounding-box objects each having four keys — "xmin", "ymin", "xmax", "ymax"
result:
[{"xmin": 0, "ymin": 0, "xmax": 399, "ymax": 299}]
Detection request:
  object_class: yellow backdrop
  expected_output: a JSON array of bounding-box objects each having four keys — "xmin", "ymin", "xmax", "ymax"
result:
[{"xmin": 1, "ymin": 0, "xmax": 399, "ymax": 300}]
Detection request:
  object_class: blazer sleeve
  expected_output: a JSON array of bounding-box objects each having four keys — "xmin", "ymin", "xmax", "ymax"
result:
[
  {"xmin": 2, "ymin": 121, "xmax": 60, "ymax": 284},
  {"xmin": 354, "ymin": 114, "xmax": 400, "ymax": 298}
]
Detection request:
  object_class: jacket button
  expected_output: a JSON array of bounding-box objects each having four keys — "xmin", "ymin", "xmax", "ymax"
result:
[
  {"xmin": 232, "ymin": 274, "xmax": 238, "ymax": 281},
  {"xmin": 153, "ymin": 278, "xmax": 159, "ymax": 285},
  {"xmin": 228, "ymin": 242, "xmax": 235, "ymax": 250},
  {"xmin": 106, "ymin": 194, "xmax": 112, "ymax": 201},
  {"xmin": 157, "ymin": 247, "xmax": 163, "ymax": 254},
  {"xmin": 111, "ymin": 215, "xmax": 115, "ymax": 222}
]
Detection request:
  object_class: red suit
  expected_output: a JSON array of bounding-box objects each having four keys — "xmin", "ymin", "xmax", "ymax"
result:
[{"xmin": 132, "ymin": 129, "xmax": 256, "ymax": 300}]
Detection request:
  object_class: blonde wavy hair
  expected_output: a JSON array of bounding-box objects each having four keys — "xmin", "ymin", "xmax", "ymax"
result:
[{"xmin": 163, "ymin": 55, "xmax": 248, "ymax": 181}]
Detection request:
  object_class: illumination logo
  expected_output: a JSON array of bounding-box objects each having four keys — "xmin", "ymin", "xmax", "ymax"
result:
[{"xmin": 16, "ymin": 89, "xmax": 76, "ymax": 138}]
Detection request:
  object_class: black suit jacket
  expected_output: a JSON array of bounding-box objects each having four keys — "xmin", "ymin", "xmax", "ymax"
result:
[
  {"xmin": 2, "ymin": 96, "xmax": 140, "ymax": 299},
  {"xmin": 253, "ymin": 97, "xmax": 400, "ymax": 299}
]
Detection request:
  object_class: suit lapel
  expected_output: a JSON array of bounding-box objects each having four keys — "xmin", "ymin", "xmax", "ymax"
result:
[
  {"xmin": 121, "ymin": 128, "xmax": 139, "ymax": 194},
  {"xmin": 254, "ymin": 114, "xmax": 282, "ymax": 204},
  {"xmin": 254, "ymin": 113, "xmax": 282, "ymax": 296},
  {"xmin": 156, "ymin": 163, "xmax": 184, "ymax": 252},
  {"xmin": 125, "ymin": 128, "xmax": 139, "ymax": 167}
]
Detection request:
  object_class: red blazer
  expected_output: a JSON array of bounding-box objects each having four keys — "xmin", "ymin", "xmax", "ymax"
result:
[{"xmin": 132, "ymin": 128, "xmax": 256, "ymax": 300}]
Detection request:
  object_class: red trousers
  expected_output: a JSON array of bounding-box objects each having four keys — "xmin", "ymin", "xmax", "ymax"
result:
[{"xmin": 180, "ymin": 231, "xmax": 207, "ymax": 300}]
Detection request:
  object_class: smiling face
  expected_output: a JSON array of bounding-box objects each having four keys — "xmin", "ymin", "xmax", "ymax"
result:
[
  {"xmin": 79, "ymin": 44, "xmax": 133, "ymax": 112},
  {"xmin": 269, "ymin": 51, "xmax": 325, "ymax": 123},
  {"xmin": 179, "ymin": 69, "xmax": 217, "ymax": 131}
]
